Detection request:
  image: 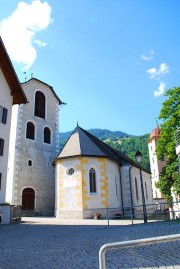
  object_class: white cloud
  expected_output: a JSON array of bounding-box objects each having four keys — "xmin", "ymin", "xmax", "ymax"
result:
[
  {"xmin": 147, "ymin": 63, "xmax": 169, "ymax": 79},
  {"xmin": 34, "ymin": 39, "xmax": 47, "ymax": 47},
  {"xmin": 0, "ymin": 0, "xmax": 52, "ymax": 69},
  {"xmin": 154, "ymin": 82, "xmax": 166, "ymax": 97},
  {"xmin": 140, "ymin": 49, "xmax": 154, "ymax": 61}
]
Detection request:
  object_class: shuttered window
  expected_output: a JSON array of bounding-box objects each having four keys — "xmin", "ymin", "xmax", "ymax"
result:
[
  {"xmin": 2, "ymin": 107, "xmax": 8, "ymax": 124},
  {"xmin": 0, "ymin": 139, "xmax": 4, "ymax": 156},
  {"xmin": 0, "ymin": 106, "xmax": 3, "ymax": 122}
]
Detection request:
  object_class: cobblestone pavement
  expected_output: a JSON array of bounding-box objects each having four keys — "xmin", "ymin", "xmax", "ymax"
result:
[{"xmin": 0, "ymin": 217, "xmax": 180, "ymax": 269}]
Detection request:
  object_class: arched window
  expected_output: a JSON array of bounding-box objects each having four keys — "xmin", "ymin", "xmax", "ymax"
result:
[
  {"xmin": 135, "ymin": 177, "xmax": 139, "ymax": 201},
  {"xmin": 89, "ymin": 168, "xmax": 96, "ymax": 193},
  {"xmin": 44, "ymin": 127, "xmax": 51, "ymax": 144},
  {"xmin": 145, "ymin": 182, "xmax": 148, "ymax": 200},
  {"xmin": 34, "ymin": 91, "xmax": 45, "ymax": 118},
  {"xmin": 26, "ymin": 122, "xmax": 35, "ymax": 140}
]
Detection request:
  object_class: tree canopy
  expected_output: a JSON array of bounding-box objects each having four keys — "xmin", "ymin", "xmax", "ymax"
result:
[{"xmin": 156, "ymin": 87, "xmax": 180, "ymax": 201}]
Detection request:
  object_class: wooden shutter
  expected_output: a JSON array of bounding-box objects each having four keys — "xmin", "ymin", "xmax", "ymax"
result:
[
  {"xmin": 0, "ymin": 106, "xmax": 3, "ymax": 123},
  {"xmin": 2, "ymin": 107, "xmax": 8, "ymax": 124},
  {"xmin": 0, "ymin": 139, "xmax": 4, "ymax": 156}
]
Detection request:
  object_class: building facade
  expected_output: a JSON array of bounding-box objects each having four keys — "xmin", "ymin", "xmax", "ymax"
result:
[{"xmin": 0, "ymin": 37, "xmax": 27, "ymax": 205}]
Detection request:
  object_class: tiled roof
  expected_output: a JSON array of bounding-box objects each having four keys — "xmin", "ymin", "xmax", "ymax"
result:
[
  {"xmin": 55, "ymin": 125, "xmax": 150, "ymax": 173},
  {"xmin": 149, "ymin": 126, "xmax": 161, "ymax": 142}
]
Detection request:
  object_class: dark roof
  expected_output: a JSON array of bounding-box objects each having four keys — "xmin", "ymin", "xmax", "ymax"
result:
[
  {"xmin": 55, "ymin": 125, "xmax": 150, "ymax": 173},
  {"xmin": 22, "ymin": 77, "xmax": 62, "ymax": 105},
  {"xmin": 0, "ymin": 37, "xmax": 28, "ymax": 105}
]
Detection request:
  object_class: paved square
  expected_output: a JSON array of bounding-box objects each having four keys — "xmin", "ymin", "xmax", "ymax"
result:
[{"xmin": 0, "ymin": 218, "xmax": 180, "ymax": 269}]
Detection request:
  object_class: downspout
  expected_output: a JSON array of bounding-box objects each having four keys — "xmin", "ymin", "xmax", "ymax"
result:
[
  {"xmin": 119, "ymin": 165, "xmax": 124, "ymax": 216},
  {"xmin": 129, "ymin": 166, "xmax": 134, "ymax": 218}
]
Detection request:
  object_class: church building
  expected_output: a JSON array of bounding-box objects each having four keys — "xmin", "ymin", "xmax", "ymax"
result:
[
  {"xmin": 7, "ymin": 78, "xmax": 62, "ymax": 213},
  {"xmin": 54, "ymin": 125, "xmax": 154, "ymax": 219}
]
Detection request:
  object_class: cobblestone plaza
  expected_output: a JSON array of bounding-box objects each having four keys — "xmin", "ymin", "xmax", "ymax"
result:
[{"xmin": 0, "ymin": 217, "xmax": 180, "ymax": 269}]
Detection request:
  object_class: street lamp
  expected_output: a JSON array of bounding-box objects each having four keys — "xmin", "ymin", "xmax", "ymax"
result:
[{"xmin": 135, "ymin": 150, "xmax": 147, "ymax": 224}]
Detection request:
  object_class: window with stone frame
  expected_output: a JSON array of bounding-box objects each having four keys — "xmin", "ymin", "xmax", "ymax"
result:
[
  {"xmin": 26, "ymin": 122, "xmax": 35, "ymax": 140},
  {"xmin": 89, "ymin": 168, "xmax": 96, "ymax": 193},
  {"xmin": 34, "ymin": 91, "xmax": 45, "ymax": 119}
]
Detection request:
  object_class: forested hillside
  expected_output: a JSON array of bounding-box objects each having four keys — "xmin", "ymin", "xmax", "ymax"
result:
[{"xmin": 59, "ymin": 129, "xmax": 150, "ymax": 170}]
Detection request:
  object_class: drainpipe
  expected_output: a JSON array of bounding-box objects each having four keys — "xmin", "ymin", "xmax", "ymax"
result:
[
  {"xmin": 119, "ymin": 165, "xmax": 124, "ymax": 216},
  {"xmin": 129, "ymin": 166, "xmax": 134, "ymax": 218}
]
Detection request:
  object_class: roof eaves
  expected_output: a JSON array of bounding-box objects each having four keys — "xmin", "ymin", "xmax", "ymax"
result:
[{"xmin": 0, "ymin": 37, "xmax": 28, "ymax": 105}]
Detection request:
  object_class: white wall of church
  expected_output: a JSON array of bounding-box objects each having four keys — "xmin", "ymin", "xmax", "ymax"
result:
[
  {"xmin": 55, "ymin": 157, "xmax": 123, "ymax": 219},
  {"xmin": 0, "ymin": 70, "xmax": 13, "ymax": 204}
]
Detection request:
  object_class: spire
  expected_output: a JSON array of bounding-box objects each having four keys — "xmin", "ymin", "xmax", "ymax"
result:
[{"xmin": 155, "ymin": 118, "xmax": 159, "ymax": 127}]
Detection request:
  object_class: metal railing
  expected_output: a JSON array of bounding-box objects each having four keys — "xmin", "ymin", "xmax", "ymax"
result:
[
  {"xmin": 99, "ymin": 234, "xmax": 180, "ymax": 269},
  {"xmin": 84, "ymin": 200, "xmax": 180, "ymax": 226}
]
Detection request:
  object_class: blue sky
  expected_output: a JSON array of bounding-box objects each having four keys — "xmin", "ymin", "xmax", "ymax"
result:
[{"xmin": 1, "ymin": 0, "xmax": 180, "ymax": 135}]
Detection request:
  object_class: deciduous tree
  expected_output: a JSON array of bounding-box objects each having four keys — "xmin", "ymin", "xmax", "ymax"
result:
[{"xmin": 156, "ymin": 87, "xmax": 180, "ymax": 201}]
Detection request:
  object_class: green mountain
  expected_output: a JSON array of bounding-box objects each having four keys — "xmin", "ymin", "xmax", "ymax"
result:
[{"xmin": 59, "ymin": 129, "xmax": 150, "ymax": 170}]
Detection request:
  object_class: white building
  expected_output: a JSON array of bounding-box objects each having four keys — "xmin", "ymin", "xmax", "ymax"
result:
[
  {"xmin": 148, "ymin": 126, "xmax": 166, "ymax": 201},
  {"xmin": 54, "ymin": 125, "xmax": 154, "ymax": 219},
  {"xmin": 7, "ymin": 78, "xmax": 62, "ymax": 214},
  {"xmin": 0, "ymin": 37, "xmax": 27, "ymax": 205}
]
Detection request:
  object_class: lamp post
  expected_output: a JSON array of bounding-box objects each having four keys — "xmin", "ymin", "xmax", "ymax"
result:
[{"xmin": 135, "ymin": 150, "xmax": 147, "ymax": 224}]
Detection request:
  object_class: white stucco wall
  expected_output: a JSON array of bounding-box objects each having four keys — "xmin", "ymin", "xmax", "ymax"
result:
[
  {"xmin": 0, "ymin": 69, "xmax": 13, "ymax": 204},
  {"xmin": 6, "ymin": 105, "xmax": 19, "ymax": 204},
  {"xmin": 55, "ymin": 157, "xmax": 123, "ymax": 219},
  {"xmin": 130, "ymin": 166, "xmax": 154, "ymax": 214}
]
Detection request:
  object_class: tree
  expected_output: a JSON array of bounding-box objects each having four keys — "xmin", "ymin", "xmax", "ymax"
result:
[{"xmin": 156, "ymin": 87, "xmax": 180, "ymax": 201}]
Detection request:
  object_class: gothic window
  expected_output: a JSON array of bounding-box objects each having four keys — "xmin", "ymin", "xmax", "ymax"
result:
[
  {"xmin": 89, "ymin": 168, "xmax": 96, "ymax": 193},
  {"xmin": 44, "ymin": 127, "xmax": 51, "ymax": 144},
  {"xmin": 34, "ymin": 91, "xmax": 45, "ymax": 119},
  {"xmin": 135, "ymin": 177, "xmax": 139, "ymax": 201},
  {"xmin": 26, "ymin": 122, "xmax": 35, "ymax": 140},
  {"xmin": 145, "ymin": 182, "xmax": 148, "ymax": 200}
]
